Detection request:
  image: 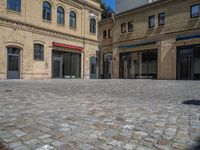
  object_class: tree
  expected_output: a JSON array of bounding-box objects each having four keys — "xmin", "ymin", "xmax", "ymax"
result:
[{"xmin": 97, "ymin": 0, "xmax": 114, "ymax": 19}]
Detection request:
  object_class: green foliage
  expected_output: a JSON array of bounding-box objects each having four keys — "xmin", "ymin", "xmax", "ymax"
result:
[{"xmin": 97, "ymin": 0, "xmax": 114, "ymax": 19}]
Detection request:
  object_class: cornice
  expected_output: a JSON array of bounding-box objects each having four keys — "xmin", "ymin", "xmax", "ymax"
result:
[
  {"xmin": 60, "ymin": 0, "xmax": 102, "ymax": 12},
  {"xmin": 0, "ymin": 17, "xmax": 98, "ymax": 46}
]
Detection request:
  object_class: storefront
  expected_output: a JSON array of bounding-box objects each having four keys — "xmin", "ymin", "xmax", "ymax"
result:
[
  {"xmin": 120, "ymin": 49, "xmax": 158, "ymax": 79},
  {"xmin": 52, "ymin": 42, "xmax": 82, "ymax": 79}
]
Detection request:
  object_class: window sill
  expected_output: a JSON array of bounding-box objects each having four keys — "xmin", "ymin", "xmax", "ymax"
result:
[
  {"xmin": 42, "ymin": 20, "xmax": 51, "ymax": 24},
  {"xmin": 189, "ymin": 17, "xmax": 199, "ymax": 21},
  {"xmin": 7, "ymin": 9, "xmax": 21, "ymax": 15},
  {"xmin": 57, "ymin": 24, "xmax": 65, "ymax": 27},
  {"xmin": 90, "ymin": 32, "xmax": 96, "ymax": 36},
  {"xmin": 69, "ymin": 27, "xmax": 77, "ymax": 31}
]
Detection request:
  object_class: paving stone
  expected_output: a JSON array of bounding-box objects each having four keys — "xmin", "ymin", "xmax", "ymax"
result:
[
  {"xmin": 9, "ymin": 141, "xmax": 22, "ymax": 149},
  {"xmin": 12, "ymin": 129, "xmax": 26, "ymax": 137},
  {"xmin": 0, "ymin": 80, "xmax": 199, "ymax": 149},
  {"xmin": 35, "ymin": 145, "xmax": 54, "ymax": 150}
]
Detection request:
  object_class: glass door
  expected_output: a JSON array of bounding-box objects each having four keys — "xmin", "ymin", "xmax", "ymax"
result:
[
  {"xmin": 177, "ymin": 48, "xmax": 193, "ymax": 80},
  {"xmin": 7, "ymin": 48, "xmax": 20, "ymax": 79},
  {"xmin": 52, "ymin": 54, "xmax": 62, "ymax": 78}
]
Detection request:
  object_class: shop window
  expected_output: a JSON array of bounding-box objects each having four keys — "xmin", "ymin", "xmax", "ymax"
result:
[
  {"xmin": 34, "ymin": 44, "xmax": 44, "ymax": 61},
  {"xmin": 7, "ymin": 0, "xmax": 21, "ymax": 12},
  {"xmin": 191, "ymin": 4, "xmax": 200, "ymax": 18},
  {"xmin": 121, "ymin": 23, "xmax": 126, "ymax": 33},
  {"xmin": 194, "ymin": 45, "xmax": 200, "ymax": 79}
]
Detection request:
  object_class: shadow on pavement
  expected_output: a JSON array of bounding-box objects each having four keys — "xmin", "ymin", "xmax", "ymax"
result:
[{"xmin": 182, "ymin": 100, "xmax": 200, "ymax": 106}]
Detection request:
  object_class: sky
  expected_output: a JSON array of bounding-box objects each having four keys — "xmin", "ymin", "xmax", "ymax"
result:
[{"xmin": 103, "ymin": 0, "xmax": 116, "ymax": 11}]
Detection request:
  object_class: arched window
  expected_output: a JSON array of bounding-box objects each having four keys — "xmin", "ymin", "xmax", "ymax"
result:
[
  {"xmin": 57, "ymin": 6, "xmax": 65, "ymax": 25},
  {"xmin": 90, "ymin": 18, "xmax": 96, "ymax": 33},
  {"xmin": 7, "ymin": 0, "xmax": 21, "ymax": 12},
  {"xmin": 43, "ymin": 1, "xmax": 51, "ymax": 21},
  {"xmin": 34, "ymin": 44, "xmax": 44, "ymax": 61},
  {"xmin": 69, "ymin": 11, "xmax": 76, "ymax": 28}
]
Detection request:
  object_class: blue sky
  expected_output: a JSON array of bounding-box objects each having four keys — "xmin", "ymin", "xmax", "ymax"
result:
[{"xmin": 103, "ymin": 0, "xmax": 116, "ymax": 11}]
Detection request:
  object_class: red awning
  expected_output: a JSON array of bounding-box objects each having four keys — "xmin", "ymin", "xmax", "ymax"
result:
[{"xmin": 53, "ymin": 42, "xmax": 83, "ymax": 52}]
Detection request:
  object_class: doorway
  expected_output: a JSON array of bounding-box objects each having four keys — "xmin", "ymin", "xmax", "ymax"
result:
[
  {"xmin": 90, "ymin": 56, "xmax": 97, "ymax": 79},
  {"xmin": 52, "ymin": 51, "xmax": 81, "ymax": 79},
  {"xmin": 7, "ymin": 47, "xmax": 20, "ymax": 79},
  {"xmin": 177, "ymin": 47, "xmax": 193, "ymax": 80}
]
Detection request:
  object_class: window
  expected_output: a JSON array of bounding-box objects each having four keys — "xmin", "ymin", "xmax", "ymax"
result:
[
  {"xmin": 70, "ymin": 11, "xmax": 76, "ymax": 28},
  {"xmin": 7, "ymin": 0, "xmax": 21, "ymax": 12},
  {"xmin": 34, "ymin": 44, "xmax": 44, "ymax": 61},
  {"xmin": 128, "ymin": 21, "xmax": 134, "ymax": 32},
  {"xmin": 191, "ymin": 4, "xmax": 200, "ymax": 18},
  {"xmin": 108, "ymin": 29, "xmax": 111, "ymax": 38},
  {"xmin": 43, "ymin": 1, "xmax": 51, "ymax": 21},
  {"xmin": 57, "ymin": 6, "xmax": 65, "ymax": 25},
  {"xmin": 121, "ymin": 23, "xmax": 126, "ymax": 33},
  {"xmin": 148, "ymin": 15, "xmax": 155, "ymax": 28},
  {"xmin": 158, "ymin": 12, "xmax": 165, "ymax": 26},
  {"xmin": 103, "ymin": 30, "xmax": 107, "ymax": 39},
  {"xmin": 90, "ymin": 18, "xmax": 96, "ymax": 33}
]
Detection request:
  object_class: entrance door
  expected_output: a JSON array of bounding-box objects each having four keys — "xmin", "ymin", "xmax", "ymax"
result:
[
  {"xmin": 90, "ymin": 56, "xmax": 96, "ymax": 79},
  {"xmin": 177, "ymin": 48, "xmax": 193, "ymax": 80},
  {"xmin": 103, "ymin": 53, "xmax": 112, "ymax": 79},
  {"xmin": 180, "ymin": 55, "xmax": 192, "ymax": 80},
  {"xmin": 53, "ymin": 55, "xmax": 62, "ymax": 78},
  {"xmin": 7, "ymin": 48, "xmax": 20, "ymax": 79},
  {"xmin": 120, "ymin": 55, "xmax": 130, "ymax": 79}
]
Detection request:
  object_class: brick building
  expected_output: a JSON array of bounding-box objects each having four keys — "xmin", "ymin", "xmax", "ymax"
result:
[
  {"xmin": 0, "ymin": 0, "xmax": 102, "ymax": 79},
  {"xmin": 99, "ymin": 0, "xmax": 200, "ymax": 80}
]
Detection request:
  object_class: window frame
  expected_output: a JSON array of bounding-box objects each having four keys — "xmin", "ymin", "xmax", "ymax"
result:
[
  {"xmin": 42, "ymin": 1, "xmax": 52, "ymax": 21},
  {"xmin": 34, "ymin": 44, "xmax": 44, "ymax": 61},
  {"xmin": 57, "ymin": 6, "xmax": 65, "ymax": 25},
  {"xmin": 90, "ymin": 18, "xmax": 96, "ymax": 34},
  {"xmin": 121, "ymin": 23, "xmax": 126, "ymax": 33},
  {"xmin": 190, "ymin": 4, "xmax": 200, "ymax": 18},
  {"xmin": 69, "ymin": 11, "xmax": 77, "ymax": 29},
  {"xmin": 7, "ymin": 0, "xmax": 21, "ymax": 12},
  {"xmin": 158, "ymin": 12, "xmax": 165, "ymax": 26},
  {"xmin": 148, "ymin": 15, "xmax": 155, "ymax": 28},
  {"xmin": 128, "ymin": 21, "xmax": 134, "ymax": 32}
]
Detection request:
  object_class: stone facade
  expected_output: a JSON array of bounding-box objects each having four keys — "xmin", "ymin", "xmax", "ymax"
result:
[
  {"xmin": 0, "ymin": 0, "xmax": 102, "ymax": 79},
  {"xmin": 99, "ymin": 0, "xmax": 200, "ymax": 80}
]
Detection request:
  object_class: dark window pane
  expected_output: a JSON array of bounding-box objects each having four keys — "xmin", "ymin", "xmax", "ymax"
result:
[
  {"xmin": 7, "ymin": 0, "xmax": 21, "ymax": 12},
  {"xmin": 128, "ymin": 21, "xmax": 133, "ymax": 32},
  {"xmin": 34, "ymin": 44, "xmax": 44, "ymax": 61},
  {"xmin": 70, "ymin": 11, "xmax": 76, "ymax": 28},
  {"xmin": 103, "ymin": 30, "xmax": 107, "ymax": 39},
  {"xmin": 90, "ymin": 18, "xmax": 96, "ymax": 33},
  {"xmin": 57, "ymin": 7, "xmax": 64, "ymax": 25},
  {"xmin": 43, "ymin": 1, "xmax": 51, "ymax": 21},
  {"xmin": 191, "ymin": 5, "xmax": 200, "ymax": 18},
  {"xmin": 108, "ymin": 29, "xmax": 111, "ymax": 38},
  {"xmin": 158, "ymin": 12, "xmax": 165, "ymax": 26},
  {"xmin": 149, "ymin": 15, "xmax": 155, "ymax": 28},
  {"xmin": 194, "ymin": 45, "xmax": 200, "ymax": 79},
  {"xmin": 121, "ymin": 23, "xmax": 126, "ymax": 33}
]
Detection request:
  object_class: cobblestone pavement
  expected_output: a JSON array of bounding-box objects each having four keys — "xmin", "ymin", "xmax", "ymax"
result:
[{"xmin": 0, "ymin": 80, "xmax": 200, "ymax": 150}]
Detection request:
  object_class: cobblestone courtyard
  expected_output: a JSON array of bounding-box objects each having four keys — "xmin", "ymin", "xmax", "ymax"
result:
[{"xmin": 0, "ymin": 80, "xmax": 200, "ymax": 150}]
